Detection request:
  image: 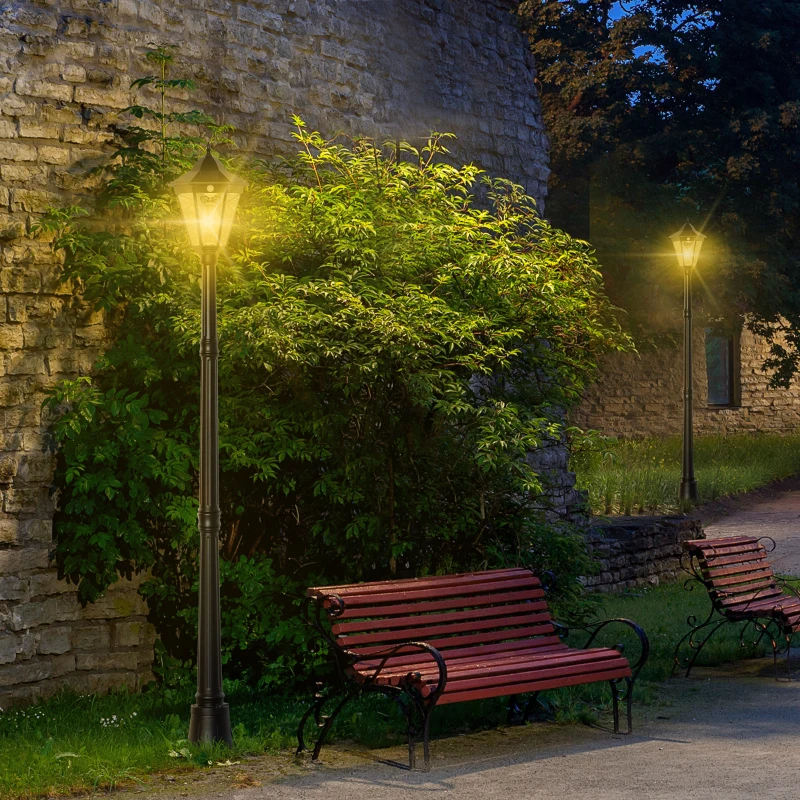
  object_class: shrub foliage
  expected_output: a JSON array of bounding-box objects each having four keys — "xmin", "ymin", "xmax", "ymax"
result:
[{"xmin": 40, "ymin": 72, "xmax": 627, "ymax": 687}]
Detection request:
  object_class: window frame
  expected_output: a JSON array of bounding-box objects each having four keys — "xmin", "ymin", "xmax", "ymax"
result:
[{"xmin": 704, "ymin": 327, "xmax": 741, "ymax": 409}]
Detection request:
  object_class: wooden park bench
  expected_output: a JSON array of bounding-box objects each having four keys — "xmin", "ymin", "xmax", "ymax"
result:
[
  {"xmin": 674, "ymin": 535, "xmax": 800, "ymax": 679},
  {"xmin": 297, "ymin": 567, "xmax": 649, "ymax": 770}
]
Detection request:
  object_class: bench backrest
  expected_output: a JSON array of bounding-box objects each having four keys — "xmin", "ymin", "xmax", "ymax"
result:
[
  {"xmin": 683, "ymin": 535, "xmax": 782, "ymax": 614},
  {"xmin": 307, "ymin": 567, "xmax": 561, "ymax": 663}
]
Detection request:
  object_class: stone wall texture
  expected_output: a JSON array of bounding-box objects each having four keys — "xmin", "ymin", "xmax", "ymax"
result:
[
  {"xmin": 584, "ymin": 515, "xmax": 704, "ymax": 593},
  {"xmin": 0, "ymin": 0, "xmax": 555, "ymax": 704},
  {"xmin": 573, "ymin": 325, "xmax": 800, "ymax": 438}
]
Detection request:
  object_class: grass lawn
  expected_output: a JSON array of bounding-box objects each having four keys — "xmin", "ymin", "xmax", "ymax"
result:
[
  {"xmin": 0, "ymin": 580, "xmax": 780, "ymax": 800},
  {"xmin": 571, "ymin": 433, "xmax": 800, "ymax": 515}
]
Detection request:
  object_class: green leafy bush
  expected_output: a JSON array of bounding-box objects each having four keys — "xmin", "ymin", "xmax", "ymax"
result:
[{"xmin": 39, "ymin": 60, "xmax": 628, "ymax": 689}]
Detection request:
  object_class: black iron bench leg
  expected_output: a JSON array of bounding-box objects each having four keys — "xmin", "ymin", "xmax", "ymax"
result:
[
  {"xmin": 610, "ymin": 680, "xmax": 621, "ymax": 733},
  {"xmin": 405, "ymin": 695, "xmax": 437, "ymax": 771},
  {"xmin": 296, "ymin": 682, "xmax": 328, "ymax": 756},
  {"xmin": 312, "ymin": 688, "xmax": 360, "ymax": 761},
  {"xmin": 672, "ymin": 613, "xmax": 729, "ymax": 678},
  {"xmin": 507, "ymin": 694, "xmax": 521, "ymax": 725},
  {"xmin": 422, "ymin": 702, "xmax": 435, "ymax": 771},
  {"xmin": 625, "ymin": 677, "xmax": 633, "ymax": 734},
  {"xmin": 609, "ymin": 678, "xmax": 634, "ymax": 734},
  {"xmin": 522, "ymin": 692, "xmax": 543, "ymax": 723},
  {"xmin": 296, "ymin": 684, "xmax": 360, "ymax": 762}
]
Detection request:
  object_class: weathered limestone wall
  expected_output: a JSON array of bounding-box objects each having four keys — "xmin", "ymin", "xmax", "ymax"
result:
[
  {"xmin": 584, "ymin": 516, "xmax": 704, "ymax": 593},
  {"xmin": 0, "ymin": 0, "xmax": 555, "ymax": 703},
  {"xmin": 573, "ymin": 326, "xmax": 800, "ymax": 438}
]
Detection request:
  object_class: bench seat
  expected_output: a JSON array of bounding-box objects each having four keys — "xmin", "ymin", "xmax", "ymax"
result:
[{"xmin": 351, "ymin": 643, "xmax": 631, "ymax": 703}]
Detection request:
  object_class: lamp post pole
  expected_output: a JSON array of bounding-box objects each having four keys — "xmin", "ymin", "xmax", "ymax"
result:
[
  {"xmin": 189, "ymin": 244, "xmax": 233, "ymax": 746},
  {"xmin": 680, "ymin": 263, "xmax": 698, "ymax": 502},
  {"xmin": 670, "ymin": 222, "xmax": 705, "ymax": 505},
  {"xmin": 171, "ymin": 147, "xmax": 245, "ymax": 747}
]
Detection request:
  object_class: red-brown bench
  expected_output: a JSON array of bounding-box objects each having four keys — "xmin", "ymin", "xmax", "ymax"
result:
[
  {"xmin": 674, "ymin": 535, "xmax": 800, "ymax": 678},
  {"xmin": 297, "ymin": 567, "xmax": 649, "ymax": 769}
]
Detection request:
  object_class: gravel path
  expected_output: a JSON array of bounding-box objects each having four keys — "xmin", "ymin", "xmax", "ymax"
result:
[{"xmin": 702, "ymin": 480, "xmax": 800, "ymax": 575}]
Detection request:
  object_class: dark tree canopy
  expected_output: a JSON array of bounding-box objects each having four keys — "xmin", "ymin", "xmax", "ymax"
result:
[{"xmin": 520, "ymin": 0, "xmax": 800, "ymax": 382}]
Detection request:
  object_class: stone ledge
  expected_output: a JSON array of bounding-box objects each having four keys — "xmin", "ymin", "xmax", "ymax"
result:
[{"xmin": 584, "ymin": 515, "xmax": 704, "ymax": 593}]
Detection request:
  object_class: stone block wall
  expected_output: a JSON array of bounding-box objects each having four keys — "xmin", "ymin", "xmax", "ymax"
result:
[
  {"xmin": 584, "ymin": 515, "xmax": 704, "ymax": 593},
  {"xmin": 0, "ymin": 568, "xmax": 155, "ymax": 706},
  {"xmin": 0, "ymin": 0, "xmax": 564, "ymax": 703},
  {"xmin": 573, "ymin": 325, "xmax": 800, "ymax": 438}
]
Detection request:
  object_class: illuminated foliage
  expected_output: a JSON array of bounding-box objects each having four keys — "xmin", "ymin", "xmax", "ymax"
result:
[{"xmin": 40, "ymin": 99, "xmax": 627, "ymax": 686}]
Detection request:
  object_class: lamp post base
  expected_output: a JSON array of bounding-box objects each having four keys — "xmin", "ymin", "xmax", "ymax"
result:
[
  {"xmin": 679, "ymin": 479, "xmax": 699, "ymax": 503},
  {"xmin": 188, "ymin": 702, "xmax": 233, "ymax": 746}
]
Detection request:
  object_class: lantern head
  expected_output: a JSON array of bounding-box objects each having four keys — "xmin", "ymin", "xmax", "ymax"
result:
[
  {"xmin": 170, "ymin": 146, "xmax": 247, "ymax": 253},
  {"xmin": 669, "ymin": 222, "xmax": 706, "ymax": 270}
]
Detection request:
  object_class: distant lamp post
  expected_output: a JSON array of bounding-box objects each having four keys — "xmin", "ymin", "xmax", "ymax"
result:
[
  {"xmin": 171, "ymin": 147, "xmax": 246, "ymax": 745},
  {"xmin": 669, "ymin": 222, "xmax": 706, "ymax": 503}
]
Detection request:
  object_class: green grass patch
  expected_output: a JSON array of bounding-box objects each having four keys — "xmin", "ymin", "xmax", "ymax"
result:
[
  {"xmin": 572, "ymin": 433, "xmax": 800, "ymax": 515},
  {"xmin": 0, "ymin": 582, "xmax": 780, "ymax": 799}
]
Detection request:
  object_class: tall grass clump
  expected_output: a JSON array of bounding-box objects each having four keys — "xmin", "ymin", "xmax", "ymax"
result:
[{"xmin": 572, "ymin": 433, "xmax": 800, "ymax": 515}]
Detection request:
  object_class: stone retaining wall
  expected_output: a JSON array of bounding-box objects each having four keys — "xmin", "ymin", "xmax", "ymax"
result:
[
  {"xmin": 0, "ymin": 0, "xmax": 562, "ymax": 704},
  {"xmin": 584, "ymin": 515, "xmax": 704, "ymax": 593}
]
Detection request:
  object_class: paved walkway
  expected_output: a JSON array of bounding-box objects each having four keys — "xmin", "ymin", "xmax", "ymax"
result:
[
  {"xmin": 702, "ymin": 480, "xmax": 800, "ymax": 575},
  {"xmin": 140, "ymin": 668, "xmax": 800, "ymax": 800}
]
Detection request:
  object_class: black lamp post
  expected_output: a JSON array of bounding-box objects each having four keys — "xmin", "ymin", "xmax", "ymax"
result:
[
  {"xmin": 171, "ymin": 147, "xmax": 246, "ymax": 745},
  {"xmin": 669, "ymin": 222, "xmax": 706, "ymax": 503}
]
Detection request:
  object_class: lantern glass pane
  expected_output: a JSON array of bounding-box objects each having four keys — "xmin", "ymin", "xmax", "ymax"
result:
[
  {"xmin": 176, "ymin": 192, "xmax": 201, "ymax": 247},
  {"xmin": 218, "ymin": 192, "xmax": 242, "ymax": 248},
  {"xmin": 672, "ymin": 237, "xmax": 686, "ymax": 267},
  {"xmin": 197, "ymin": 188, "xmax": 225, "ymax": 247},
  {"xmin": 682, "ymin": 239, "xmax": 695, "ymax": 268}
]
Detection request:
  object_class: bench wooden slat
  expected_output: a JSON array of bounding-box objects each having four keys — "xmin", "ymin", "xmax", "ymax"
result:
[
  {"xmin": 334, "ymin": 588, "xmax": 546, "ymax": 620},
  {"xmin": 703, "ymin": 561, "xmax": 775, "ymax": 579},
  {"xmin": 310, "ymin": 570, "xmax": 538, "ymax": 600},
  {"xmin": 688, "ymin": 541, "xmax": 767, "ymax": 559},
  {"xmin": 314, "ymin": 567, "xmax": 533, "ymax": 595},
  {"xmin": 710, "ymin": 570, "xmax": 777, "ymax": 589},
  {"xmin": 697, "ymin": 551, "xmax": 767, "ymax": 568},
  {"xmin": 439, "ymin": 655, "xmax": 630, "ymax": 691},
  {"xmin": 332, "ymin": 600, "xmax": 550, "ymax": 635},
  {"xmin": 348, "ymin": 622, "xmax": 557, "ymax": 656},
  {"xmin": 712, "ymin": 579, "xmax": 780, "ymax": 598},
  {"xmin": 353, "ymin": 637, "xmax": 568, "ymax": 671},
  {"xmin": 318, "ymin": 576, "xmax": 542, "ymax": 607},
  {"xmin": 687, "ymin": 535, "xmax": 758, "ymax": 549},
  {"xmin": 337, "ymin": 610, "xmax": 553, "ymax": 648},
  {"xmin": 438, "ymin": 668, "xmax": 631, "ymax": 705},
  {"xmin": 719, "ymin": 591, "xmax": 787, "ymax": 610},
  {"xmin": 356, "ymin": 644, "xmax": 595, "ymax": 680},
  {"xmin": 357, "ymin": 646, "xmax": 626, "ymax": 685}
]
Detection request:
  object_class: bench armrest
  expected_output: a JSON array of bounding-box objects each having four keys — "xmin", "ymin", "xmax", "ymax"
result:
[
  {"xmin": 357, "ymin": 641, "xmax": 448, "ymax": 701},
  {"xmin": 576, "ymin": 618, "xmax": 650, "ymax": 681}
]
